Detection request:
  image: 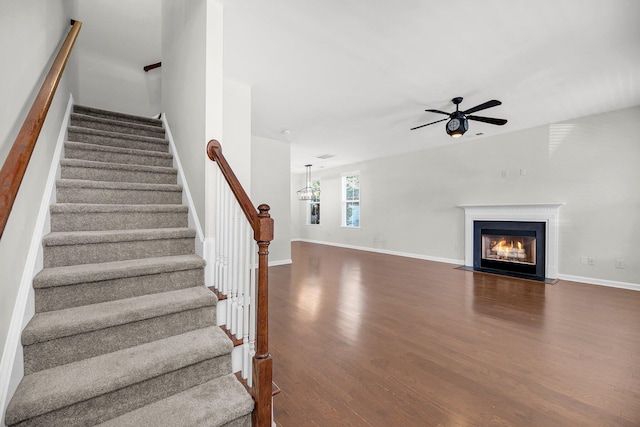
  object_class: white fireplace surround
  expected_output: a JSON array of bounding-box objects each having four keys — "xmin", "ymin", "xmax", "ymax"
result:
[{"xmin": 460, "ymin": 204, "xmax": 563, "ymax": 279}]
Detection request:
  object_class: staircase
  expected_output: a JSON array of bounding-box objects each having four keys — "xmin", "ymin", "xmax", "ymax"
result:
[{"xmin": 4, "ymin": 106, "xmax": 254, "ymax": 426}]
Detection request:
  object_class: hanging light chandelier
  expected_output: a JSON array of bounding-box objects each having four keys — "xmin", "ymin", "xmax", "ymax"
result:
[{"xmin": 297, "ymin": 164, "xmax": 319, "ymax": 201}]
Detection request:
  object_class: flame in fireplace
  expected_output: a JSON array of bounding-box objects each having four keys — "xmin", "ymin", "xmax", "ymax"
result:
[
  {"xmin": 493, "ymin": 240, "xmax": 508, "ymax": 257},
  {"xmin": 491, "ymin": 239, "xmax": 527, "ymax": 261}
]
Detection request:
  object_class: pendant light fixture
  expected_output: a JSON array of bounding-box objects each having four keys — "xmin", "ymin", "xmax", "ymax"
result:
[{"xmin": 297, "ymin": 164, "xmax": 319, "ymax": 201}]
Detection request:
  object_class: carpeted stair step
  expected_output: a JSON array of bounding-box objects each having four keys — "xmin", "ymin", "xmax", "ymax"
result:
[
  {"xmin": 60, "ymin": 158, "xmax": 178, "ymax": 184},
  {"xmin": 33, "ymin": 255, "xmax": 206, "ymax": 312},
  {"xmin": 73, "ymin": 104, "xmax": 163, "ymax": 128},
  {"xmin": 50, "ymin": 203, "xmax": 188, "ymax": 231},
  {"xmin": 96, "ymin": 373, "xmax": 253, "ymax": 427},
  {"xmin": 64, "ymin": 141, "xmax": 174, "ymax": 167},
  {"xmin": 5, "ymin": 327, "xmax": 233, "ymax": 427},
  {"xmin": 43, "ymin": 228, "xmax": 195, "ymax": 268},
  {"xmin": 70, "ymin": 113, "xmax": 166, "ymax": 139},
  {"xmin": 56, "ymin": 179, "xmax": 183, "ymax": 204},
  {"xmin": 22, "ymin": 286, "xmax": 217, "ymax": 373},
  {"xmin": 68, "ymin": 126, "xmax": 169, "ymax": 153},
  {"xmin": 5, "ymin": 104, "xmax": 252, "ymax": 426}
]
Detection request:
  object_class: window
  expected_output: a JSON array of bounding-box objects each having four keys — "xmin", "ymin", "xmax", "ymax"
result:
[
  {"xmin": 342, "ymin": 173, "xmax": 360, "ymax": 227},
  {"xmin": 308, "ymin": 179, "xmax": 321, "ymax": 225}
]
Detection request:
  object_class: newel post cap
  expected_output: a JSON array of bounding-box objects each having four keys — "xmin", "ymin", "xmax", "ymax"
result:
[{"xmin": 255, "ymin": 204, "xmax": 274, "ymax": 242}]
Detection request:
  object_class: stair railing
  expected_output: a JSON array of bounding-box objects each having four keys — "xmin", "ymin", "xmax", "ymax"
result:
[
  {"xmin": 0, "ymin": 19, "xmax": 82, "ymax": 239},
  {"xmin": 207, "ymin": 139, "xmax": 273, "ymax": 427}
]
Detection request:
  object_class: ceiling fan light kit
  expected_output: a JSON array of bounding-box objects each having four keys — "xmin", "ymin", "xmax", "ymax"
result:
[{"xmin": 411, "ymin": 96, "xmax": 507, "ymax": 137}]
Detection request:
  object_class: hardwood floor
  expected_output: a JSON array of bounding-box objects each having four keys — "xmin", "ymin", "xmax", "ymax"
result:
[{"xmin": 269, "ymin": 242, "xmax": 640, "ymax": 426}]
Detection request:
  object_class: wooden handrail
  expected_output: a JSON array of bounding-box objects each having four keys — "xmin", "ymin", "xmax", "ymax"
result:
[
  {"xmin": 0, "ymin": 19, "xmax": 82, "ymax": 239},
  {"xmin": 207, "ymin": 139, "xmax": 274, "ymax": 427},
  {"xmin": 207, "ymin": 140, "xmax": 258, "ymax": 226},
  {"xmin": 143, "ymin": 62, "xmax": 161, "ymax": 72}
]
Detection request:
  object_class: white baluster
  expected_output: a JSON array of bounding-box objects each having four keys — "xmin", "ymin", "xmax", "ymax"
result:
[
  {"xmin": 247, "ymin": 243, "xmax": 257, "ymax": 387},
  {"xmin": 230, "ymin": 202, "xmax": 239, "ymax": 336},
  {"xmin": 224, "ymin": 188, "xmax": 235, "ymax": 329},
  {"xmin": 241, "ymin": 221, "xmax": 252, "ymax": 380},
  {"xmin": 236, "ymin": 215, "xmax": 245, "ymax": 344},
  {"xmin": 215, "ymin": 167, "xmax": 223, "ymax": 292},
  {"xmin": 220, "ymin": 183, "xmax": 226, "ymax": 296}
]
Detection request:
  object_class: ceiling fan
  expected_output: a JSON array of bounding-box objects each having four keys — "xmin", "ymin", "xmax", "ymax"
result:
[{"xmin": 411, "ymin": 97, "xmax": 507, "ymax": 137}]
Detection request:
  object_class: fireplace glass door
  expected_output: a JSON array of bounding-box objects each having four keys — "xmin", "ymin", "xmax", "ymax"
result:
[{"xmin": 481, "ymin": 233, "xmax": 536, "ymax": 265}]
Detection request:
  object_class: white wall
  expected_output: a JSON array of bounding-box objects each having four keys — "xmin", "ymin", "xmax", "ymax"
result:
[
  {"xmin": 296, "ymin": 106, "xmax": 640, "ymax": 286},
  {"xmin": 161, "ymin": 0, "xmax": 208, "ymax": 233},
  {"xmin": 204, "ymin": 0, "xmax": 224, "ymax": 238},
  {"xmin": 223, "ymin": 79, "xmax": 252, "ymax": 192},
  {"xmin": 0, "ymin": 0, "xmax": 73, "ymax": 365},
  {"xmin": 252, "ymin": 136, "xmax": 291, "ymax": 264},
  {"xmin": 72, "ymin": 0, "xmax": 162, "ymax": 117}
]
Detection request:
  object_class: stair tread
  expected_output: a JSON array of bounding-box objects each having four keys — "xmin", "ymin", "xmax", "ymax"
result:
[
  {"xmin": 43, "ymin": 227, "xmax": 195, "ymax": 247},
  {"xmin": 73, "ymin": 105, "xmax": 163, "ymax": 127},
  {"xmin": 68, "ymin": 125, "xmax": 169, "ymax": 145},
  {"xmin": 65, "ymin": 140, "xmax": 173, "ymax": 159},
  {"xmin": 23, "ymin": 286, "xmax": 215, "ymax": 345},
  {"xmin": 57, "ymin": 178, "xmax": 182, "ymax": 191},
  {"xmin": 5, "ymin": 327, "xmax": 232, "ymax": 426},
  {"xmin": 95, "ymin": 373, "xmax": 253, "ymax": 427},
  {"xmin": 71, "ymin": 112, "xmax": 166, "ymax": 135},
  {"xmin": 34, "ymin": 254, "xmax": 203, "ymax": 288},
  {"xmin": 60, "ymin": 158, "xmax": 177, "ymax": 174},
  {"xmin": 50, "ymin": 203, "xmax": 188, "ymax": 214}
]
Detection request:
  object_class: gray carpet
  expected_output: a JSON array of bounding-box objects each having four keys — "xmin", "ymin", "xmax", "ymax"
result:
[{"xmin": 4, "ymin": 105, "xmax": 253, "ymax": 427}]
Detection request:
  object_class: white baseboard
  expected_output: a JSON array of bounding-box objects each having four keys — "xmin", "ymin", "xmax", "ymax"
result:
[
  {"xmin": 230, "ymin": 345, "xmax": 243, "ymax": 374},
  {"xmin": 557, "ymin": 274, "xmax": 640, "ymax": 292},
  {"xmin": 162, "ymin": 114, "xmax": 204, "ymax": 256},
  {"xmin": 202, "ymin": 237, "xmax": 215, "ymax": 287},
  {"xmin": 269, "ymin": 259, "xmax": 292, "ymax": 267},
  {"xmin": 292, "ymin": 239, "xmax": 639, "ymax": 292},
  {"xmin": 294, "ymin": 239, "xmax": 464, "ymax": 265},
  {"xmin": 216, "ymin": 299, "xmax": 227, "ymax": 327},
  {"xmin": 0, "ymin": 95, "xmax": 74, "ymax": 426}
]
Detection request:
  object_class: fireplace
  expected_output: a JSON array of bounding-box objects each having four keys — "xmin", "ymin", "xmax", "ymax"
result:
[
  {"xmin": 460, "ymin": 204, "xmax": 563, "ymax": 281},
  {"xmin": 473, "ymin": 221, "xmax": 546, "ymax": 281}
]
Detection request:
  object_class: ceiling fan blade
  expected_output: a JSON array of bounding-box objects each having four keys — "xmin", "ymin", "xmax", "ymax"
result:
[
  {"xmin": 462, "ymin": 99, "xmax": 501, "ymax": 115},
  {"xmin": 466, "ymin": 115, "xmax": 507, "ymax": 126},
  {"xmin": 425, "ymin": 109, "xmax": 451, "ymax": 116},
  {"xmin": 410, "ymin": 117, "xmax": 448, "ymax": 130}
]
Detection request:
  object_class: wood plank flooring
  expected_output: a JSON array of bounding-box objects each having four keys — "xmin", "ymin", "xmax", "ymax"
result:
[{"xmin": 269, "ymin": 242, "xmax": 640, "ymax": 426}]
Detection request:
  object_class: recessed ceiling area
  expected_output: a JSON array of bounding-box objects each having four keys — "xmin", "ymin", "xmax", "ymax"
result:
[{"xmin": 221, "ymin": 0, "xmax": 640, "ymax": 172}]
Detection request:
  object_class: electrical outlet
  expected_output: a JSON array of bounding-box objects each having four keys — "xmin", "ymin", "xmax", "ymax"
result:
[
  {"xmin": 501, "ymin": 170, "xmax": 508, "ymax": 179},
  {"xmin": 588, "ymin": 257, "xmax": 596, "ymax": 266},
  {"xmin": 615, "ymin": 259, "xmax": 626, "ymax": 269},
  {"xmin": 580, "ymin": 257, "xmax": 588, "ymax": 265}
]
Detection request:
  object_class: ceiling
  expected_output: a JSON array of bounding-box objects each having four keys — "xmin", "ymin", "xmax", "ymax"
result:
[
  {"xmin": 73, "ymin": 1, "xmax": 640, "ymax": 174},
  {"xmin": 221, "ymin": 0, "xmax": 640, "ymax": 172}
]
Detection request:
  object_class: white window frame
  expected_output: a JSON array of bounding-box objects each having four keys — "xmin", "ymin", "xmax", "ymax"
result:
[
  {"xmin": 307, "ymin": 178, "xmax": 321, "ymax": 226},
  {"xmin": 341, "ymin": 171, "xmax": 360, "ymax": 228}
]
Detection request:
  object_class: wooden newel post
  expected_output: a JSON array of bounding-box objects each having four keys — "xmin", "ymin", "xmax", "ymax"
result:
[{"xmin": 253, "ymin": 204, "xmax": 274, "ymax": 426}]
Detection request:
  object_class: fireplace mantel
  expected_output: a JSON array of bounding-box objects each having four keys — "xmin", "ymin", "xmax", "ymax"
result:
[{"xmin": 459, "ymin": 204, "xmax": 563, "ymax": 279}]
